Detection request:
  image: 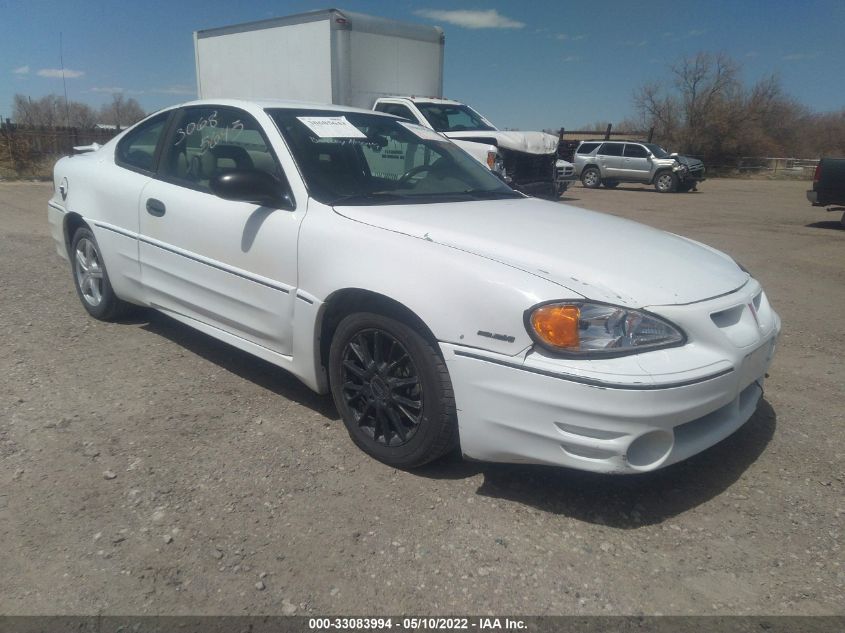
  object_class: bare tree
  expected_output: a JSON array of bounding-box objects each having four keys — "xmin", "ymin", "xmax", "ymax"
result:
[
  {"xmin": 13, "ymin": 94, "xmax": 64, "ymax": 126},
  {"xmin": 631, "ymin": 52, "xmax": 831, "ymax": 165},
  {"xmin": 11, "ymin": 94, "xmax": 98, "ymax": 127},
  {"xmin": 98, "ymin": 94, "xmax": 145, "ymax": 130}
]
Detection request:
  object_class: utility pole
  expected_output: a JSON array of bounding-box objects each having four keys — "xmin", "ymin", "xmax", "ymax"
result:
[{"xmin": 60, "ymin": 31, "xmax": 70, "ymax": 127}]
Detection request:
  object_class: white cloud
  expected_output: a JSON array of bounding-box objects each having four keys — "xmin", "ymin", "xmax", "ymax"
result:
[
  {"xmin": 153, "ymin": 84, "xmax": 195, "ymax": 95},
  {"xmin": 13, "ymin": 65, "xmax": 30, "ymax": 75},
  {"xmin": 688, "ymin": 29, "xmax": 707, "ymax": 37},
  {"xmin": 562, "ymin": 55, "xmax": 580, "ymax": 63},
  {"xmin": 37, "ymin": 68, "xmax": 85, "ymax": 78},
  {"xmin": 90, "ymin": 86, "xmax": 124, "ymax": 93},
  {"xmin": 414, "ymin": 9, "xmax": 525, "ymax": 29},
  {"xmin": 572, "ymin": 34, "xmax": 588, "ymax": 41},
  {"xmin": 556, "ymin": 33, "xmax": 568, "ymax": 41}
]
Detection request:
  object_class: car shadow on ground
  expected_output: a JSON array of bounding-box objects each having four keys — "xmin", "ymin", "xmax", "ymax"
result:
[
  {"xmin": 417, "ymin": 400, "xmax": 776, "ymax": 529},
  {"xmin": 135, "ymin": 310, "xmax": 775, "ymax": 528},
  {"xmin": 138, "ymin": 310, "xmax": 340, "ymax": 420},
  {"xmin": 805, "ymin": 220, "xmax": 845, "ymax": 231}
]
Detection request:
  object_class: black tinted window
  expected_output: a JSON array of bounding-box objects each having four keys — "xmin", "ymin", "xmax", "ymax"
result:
[
  {"xmin": 159, "ymin": 107, "xmax": 282, "ymax": 192},
  {"xmin": 577, "ymin": 142, "xmax": 601, "ymax": 154},
  {"xmin": 624, "ymin": 144, "xmax": 649, "ymax": 158},
  {"xmin": 116, "ymin": 112, "xmax": 169, "ymax": 172},
  {"xmin": 598, "ymin": 143, "xmax": 623, "ymax": 157},
  {"xmin": 376, "ymin": 103, "xmax": 416, "ymax": 122}
]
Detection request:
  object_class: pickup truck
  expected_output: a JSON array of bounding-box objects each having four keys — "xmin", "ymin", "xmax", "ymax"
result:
[
  {"xmin": 373, "ymin": 97, "xmax": 577, "ymax": 199},
  {"xmin": 807, "ymin": 158, "xmax": 845, "ymax": 226}
]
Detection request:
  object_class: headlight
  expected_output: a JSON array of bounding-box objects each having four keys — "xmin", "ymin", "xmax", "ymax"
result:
[{"xmin": 525, "ymin": 301, "xmax": 685, "ymax": 357}]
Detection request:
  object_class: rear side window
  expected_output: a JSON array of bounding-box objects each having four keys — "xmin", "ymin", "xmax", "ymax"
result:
[
  {"xmin": 624, "ymin": 144, "xmax": 649, "ymax": 158},
  {"xmin": 577, "ymin": 142, "xmax": 601, "ymax": 155},
  {"xmin": 375, "ymin": 103, "xmax": 416, "ymax": 122},
  {"xmin": 115, "ymin": 112, "xmax": 170, "ymax": 172},
  {"xmin": 598, "ymin": 143, "xmax": 623, "ymax": 157},
  {"xmin": 158, "ymin": 107, "xmax": 284, "ymax": 192}
]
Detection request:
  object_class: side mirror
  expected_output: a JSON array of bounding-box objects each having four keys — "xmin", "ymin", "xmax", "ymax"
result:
[{"xmin": 210, "ymin": 169, "xmax": 294, "ymax": 210}]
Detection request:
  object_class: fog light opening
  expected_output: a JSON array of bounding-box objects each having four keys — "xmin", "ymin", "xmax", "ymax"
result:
[{"xmin": 626, "ymin": 430, "xmax": 674, "ymax": 470}]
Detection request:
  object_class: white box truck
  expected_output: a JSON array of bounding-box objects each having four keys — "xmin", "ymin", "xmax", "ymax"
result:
[{"xmin": 194, "ymin": 9, "xmax": 574, "ymax": 198}]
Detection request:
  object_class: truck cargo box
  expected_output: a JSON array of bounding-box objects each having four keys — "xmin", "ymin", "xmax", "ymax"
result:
[{"xmin": 194, "ymin": 8, "xmax": 444, "ymax": 109}]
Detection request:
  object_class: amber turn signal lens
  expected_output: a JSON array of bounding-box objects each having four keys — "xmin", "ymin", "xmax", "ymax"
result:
[{"xmin": 531, "ymin": 304, "xmax": 580, "ymax": 348}]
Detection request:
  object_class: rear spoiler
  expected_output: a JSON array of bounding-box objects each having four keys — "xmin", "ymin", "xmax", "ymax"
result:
[{"xmin": 72, "ymin": 143, "xmax": 101, "ymax": 154}]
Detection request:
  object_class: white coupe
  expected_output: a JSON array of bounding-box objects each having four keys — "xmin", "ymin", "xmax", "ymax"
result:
[{"xmin": 48, "ymin": 99, "xmax": 780, "ymax": 473}]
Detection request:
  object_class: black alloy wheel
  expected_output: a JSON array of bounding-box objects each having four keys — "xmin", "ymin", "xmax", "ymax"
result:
[
  {"xmin": 340, "ymin": 328, "xmax": 423, "ymax": 447},
  {"xmin": 329, "ymin": 312, "xmax": 458, "ymax": 468}
]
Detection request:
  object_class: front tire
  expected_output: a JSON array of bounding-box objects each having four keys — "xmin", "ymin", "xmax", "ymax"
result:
[
  {"xmin": 328, "ymin": 312, "xmax": 458, "ymax": 468},
  {"xmin": 654, "ymin": 170, "xmax": 678, "ymax": 193},
  {"xmin": 581, "ymin": 167, "xmax": 601, "ymax": 189},
  {"xmin": 70, "ymin": 227, "xmax": 133, "ymax": 320}
]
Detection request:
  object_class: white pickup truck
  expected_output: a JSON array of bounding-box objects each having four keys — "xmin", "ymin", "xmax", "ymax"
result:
[
  {"xmin": 373, "ymin": 96, "xmax": 576, "ymax": 198},
  {"xmin": 193, "ymin": 8, "xmax": 575, "ymax": 199}
]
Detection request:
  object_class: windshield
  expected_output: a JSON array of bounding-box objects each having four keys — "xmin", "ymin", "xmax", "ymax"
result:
[
  {"xmin": 644, "ymin": 143, "xmax": 671, "ymax": 158},
  {"xmin": 268, "ymin": 109, "xmax": 519, "ymax": 205},
  {"xmin": 413, "ymin": 103, "xmax": 497, "ymax": 133}
]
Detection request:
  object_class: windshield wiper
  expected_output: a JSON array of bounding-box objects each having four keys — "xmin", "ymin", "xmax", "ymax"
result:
[
  {"xmin": 461, "ymin": 189, "xmax": 523, "ymax": 199},
  {"xmin": 326, "ymin": 192, "xmax": 404, "ymax": 206}
]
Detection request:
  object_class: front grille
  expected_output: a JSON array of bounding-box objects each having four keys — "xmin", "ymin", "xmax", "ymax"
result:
[{"xmin": 502, "ymin": 150, "xmax": 555, "ymax": 184}]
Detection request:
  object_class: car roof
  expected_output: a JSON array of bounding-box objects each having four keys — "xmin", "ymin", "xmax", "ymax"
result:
[
  {"xmin": 578, "ymin": 139, "xmax": 648, "ymax": 144},
  {"xmin": 170, "ymin": 98, "xmax": 396, "ymax": 117},
  {"xmin": 381, "ymin": 96, "xmax": 465, "ymax": 106}
]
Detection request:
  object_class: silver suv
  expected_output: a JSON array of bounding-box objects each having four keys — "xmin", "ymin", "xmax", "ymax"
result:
[{"xmin": 573, "ymin": 140, "xmax": 705, "ymax": 193}]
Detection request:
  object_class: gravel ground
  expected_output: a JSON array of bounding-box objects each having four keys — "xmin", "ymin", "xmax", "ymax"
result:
[{"xmin": 0, "ymin": 178, "xmax": 842, "ymax": 615}]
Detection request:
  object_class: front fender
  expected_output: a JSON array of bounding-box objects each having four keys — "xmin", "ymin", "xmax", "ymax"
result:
[{"xmin": 298, "ymin": 202, "xmax": 575, "ymax": 358}]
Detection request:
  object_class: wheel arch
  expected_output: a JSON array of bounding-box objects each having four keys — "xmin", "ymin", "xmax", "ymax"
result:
[
  {"xmin": 651, "ymin": 167, "xmax": 672, "ymax": 185},
  {"xmin": 316, "ymin": 288, "xmax": 439, "ymax": 380},
  {"xmin": 63, "ymin": 212, "xmax": 89, "ymax": 257}
]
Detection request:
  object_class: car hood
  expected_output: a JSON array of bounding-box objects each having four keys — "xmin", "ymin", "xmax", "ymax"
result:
[
  {"xmin": 335, "ymin": 197, "xmax": 747, "ymax": 307},
  {"xmin": 444, "ymin": 130, "xmax": 559, "ymax": 155},
  {"xmin": 673, "ymin": 154, "xmax": 704, "ymax": 169}
]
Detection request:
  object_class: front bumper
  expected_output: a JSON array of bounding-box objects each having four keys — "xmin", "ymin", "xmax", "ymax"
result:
[
  {"xmin": 514, "ymin": 180, "xmax": 558, "ymax": 199},
  {"xmin": 442, "ymin": 282, "xmax": 780, "ymax": 474}
]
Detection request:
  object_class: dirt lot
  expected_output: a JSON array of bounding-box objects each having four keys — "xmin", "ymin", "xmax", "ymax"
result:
[{"xmin": 0, "ymin": 178, "xmax": 843, "ymax": 616}]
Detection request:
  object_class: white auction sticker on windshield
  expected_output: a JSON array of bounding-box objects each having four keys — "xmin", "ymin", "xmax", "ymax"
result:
[
  {"xmin": 398, "ymin": 121, "xmax": 446, "ymax": 142},
  {"xmin": 297, "ymin": 116, "xmax": 366, "ymax": 138}
]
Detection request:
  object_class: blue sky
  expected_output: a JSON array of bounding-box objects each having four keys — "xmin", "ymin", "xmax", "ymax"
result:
[{"xmin": 2, "ymin": 0, "xmax": 844, "ymax": 130}]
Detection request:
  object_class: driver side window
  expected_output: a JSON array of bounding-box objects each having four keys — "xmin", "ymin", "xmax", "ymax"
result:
[{"xmin": 159, "ymin": 107, "xmax": 283, "ymax": 192}]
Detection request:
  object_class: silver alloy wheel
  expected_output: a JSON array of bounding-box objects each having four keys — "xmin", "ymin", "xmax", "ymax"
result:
[
  {"xmin": 582, "ymin": 169, "xmax": 600, "ymax": 187},
  {"xmin": 74, "ymin": 237, "xmax": 104, "ymax": 307},
  {"xmin": 656, "ymin": 173, "xmax": 674, "ymax": 192}
]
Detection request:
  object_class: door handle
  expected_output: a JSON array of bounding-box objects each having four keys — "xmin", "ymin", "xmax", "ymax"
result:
[{"xmin": 146, "ymin": 198, "xmax": 166, "ymax": 217}]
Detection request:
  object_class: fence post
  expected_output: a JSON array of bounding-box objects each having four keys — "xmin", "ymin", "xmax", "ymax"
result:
[
  {"xmin": 604, "ymin": 124, "xmax": 612, "ymax": 140},
  {"xmin": 647, "ymin": 127, "xmax": 654, "ymax": 143},
  {"xmin": 5, "ymin": 124, "xmax": 14, "ymax": 173}
]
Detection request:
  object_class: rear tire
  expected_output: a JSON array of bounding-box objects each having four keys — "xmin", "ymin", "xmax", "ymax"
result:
[
  {"xmin": 70, "ymin": 227, "xmax": 134, "ymax": 321},
  {"xmin": 581, "ymin": 167, "xmax": 601, "ymax": 189},
  {"xmin": 328, "ymin": 312, "xmax": 458, "ymax": 468},
  {"xmin": 654, "ymin": 170, "xmax": 678, "ymax": 193}
]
